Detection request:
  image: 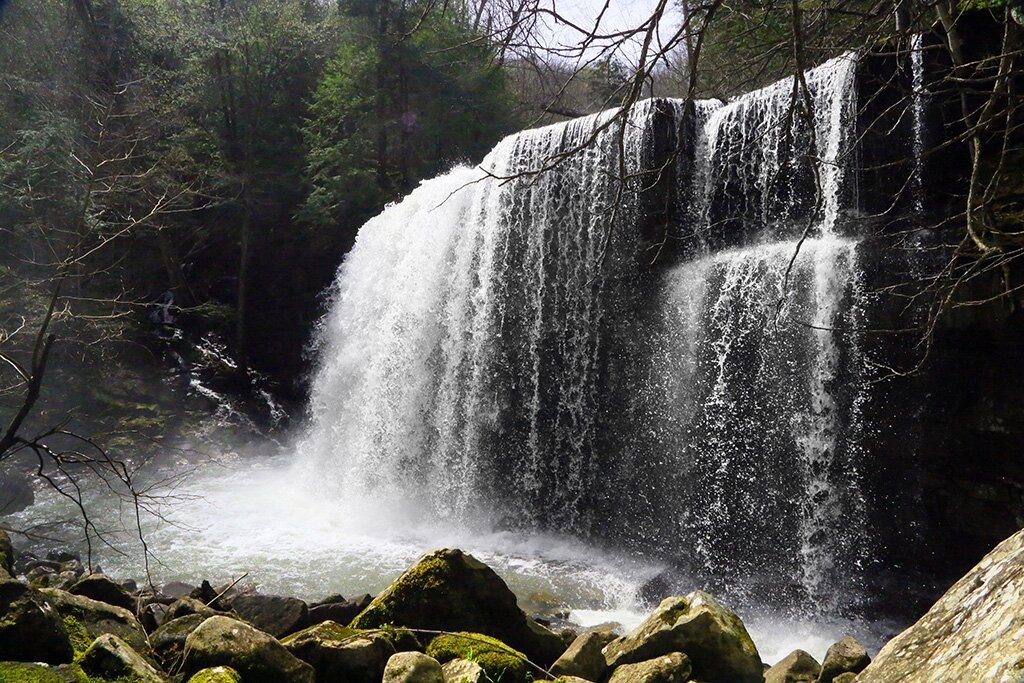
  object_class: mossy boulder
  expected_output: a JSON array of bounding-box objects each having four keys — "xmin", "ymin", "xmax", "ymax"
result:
[
  {"xmin": 152, "ymin": 613, "xmax": 208, "ymax": 667},
  {"xmin": 818, "ymin": 637, "xmax": 869, "ymax": 683},
  {"xmin": 607, "ymin": 652, "xmax": 692, "ymax": 683},
  {"xmin": 383, "ymin": 651, "xmax": 444, "ymax": 683},
  {"xmin": 0, "ymin": 577, "xmax": 74, "ymax": 664},
  {"xmin": 425, "ymin": 632, "xmax": 529, "ymax": 683},
  {"xmin": 351, "ymin": 548, "xmax": 563, "ymax": 665},
  {"xmin": 68, "ymin": 574, "xmax": 136, "ymax": 612},
  {"xmin": 78, "ymin": 633, "xmax": 166, "ymax": 682},
  {"xmin": 603, "ymin": 592, "xmax": 761, "ymax": 683},
  {"xmin": 181, "ymin": 615, "xmax": 314, "ymax": 683},
  {"xmin": 43, "ymin": 588, "xmax": 149, "ymax": 655},
  {"xmin": 282, "ymin": 620, "xmax": 396, "ymax": 683},
  {"xmin": 763, "ymin": 649, "xmax": 820, "ymax": 683},
  {"xmin": 441, "ymin": 658, "xmax": 486, "ymax": 683},
  {"xmin": 187, "ymin": 666, "xmax": 243, "ymax": 683},
  {"xmin": 0, "ymin": 661, "xmax": 83, "ymax": 683},
  {"xmin": 550, "ymin": 629, "xmax": 617, "ymax": 681},
  {"xmin": 0, "ymin": 529, "xmax": 14, "ymax": 576}
]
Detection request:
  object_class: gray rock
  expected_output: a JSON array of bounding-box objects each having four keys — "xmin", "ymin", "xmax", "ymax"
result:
[
  {"xmin": 441, "ymin": 658, "xmax": 486, "ymax": 683},
  {"xmin": 43, "ymin": 587, "xmax": 150, "ymax": 654},
  {"xmin": 162, "ymin": 580, "xmax": 196, "ymax": 599},
  {"xmin": 607, "ymin": 652, "xmax": 692, "ymax": 683},
  {"xmin": 551, "ymin": 630, "xmax": 617, "ymax": 681},
  {"xmin": 351, "ymin": 548, "xmax": 564, "ymax": 666},
  {"xmin": 69, "ymin": 573, "xmax": 136, "ymax": 612},
  {"xmin": 166, "ymin": 596, "xmax": 220, "ymax": 621},
  {"xmin": 140, "ymin": 601, "xmax": 169, "ymax": 633},
  {"xmin": 46, "ymin": 549, "xmax": 79, "ymax": 563},
  {"xmin": 79, "ymin": 633, "xmax": 165, "ymax": 682},
  {"xmin": 0, "ymin": 576, "xmax": 74, "ymax": 663},
  {"xmin": 229, "ymin": 592, "xmax": 308, "ymax": 638},
  {"xmin": 0, "ymin": 470, "xmax": 34, "ymax": 515},
  {"xmin": 764, "ymin": 649, "xmax": 820, "ymax": 683},
  {"xmin": 857, "ymin": 530, "xmax": 1024, "ymax": 682},
  {"xmin": 818, "ymin": 637, "xmax": 870, "ymax": 683},
  {"xmin": 603, "ymin": 592, "xmax": 762, "ymax": 683},
  {"xmin": 182, "ymin": 615, "xmax": 315, "ymax": 683},
  {"xmin": 283, "ymin": 620, "xmax": 396, "ymax": 683},
  {"xmin": 307, "ymin": 593, "xmax": 372, "ymax": 627},
  {"xmin": 384, "ymin": 651, "xmax": 445, "ymax": 683}
]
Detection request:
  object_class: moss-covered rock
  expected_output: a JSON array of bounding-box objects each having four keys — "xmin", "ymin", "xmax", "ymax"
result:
[
  {"xmin": 165, "ymin": 597, "xmax": 219, "ymax": 622},
  {"xmin": 425, "ymin": 632, "xmax": 529, "ymax": 683},
  {"xmin": 78, "ymin": 634, "xmax": 166, "ymax": 682},
  {"xmin": 186, "ymin": 666, "xmax": 242, "ymax": 683},
  {"xmin": 818, "ymin": 637, "xmax": 869, "ymax": 683},
  {"xmin": 43, "ymin": 588, "xmax": 149, "ymax": 656},
  {"xmin": 0, "ymin": 577, "xmax": 74, "ymax": 664},
  {"xmin": 383, "ymin": 651, "xmax": 444, "ymax": 683},
  {"xmin": 351, "ymin": 548, "xmax": 564, "ymax": 665},
  {"xmin": 152, "ymin": 613, "xmax": 207, "ymax": 667},
  {"xmin": 283, "ymin": 619, "xmax": 396, "ymax": 683},
  {"xmin": 68, "ymin": 574, "xmax": 135, "ymax": 613},
  {"xmin": 603, "ymin": 592, "xmax": 761, "ymax": 683},
  {"xmin": 0, "ymin": 529, "xmax": 14, "ymax": 576},
  {"xmin": 550, "ymin": 630, "xmax": 616, "ymax": 681},
  {"xmin": 763, "ymin": 649, "xmax": 820, "ymax": 683},
  {"xmin": 606, "ymin": 652, "xmax": 692, "ymax": 683},
  {"xmin": 182, "ymin": 615, "xmax": 314, "ymax": 683},
  {"xmin": 0, "ymin": 661, "xmax": 84, "ymax": 683}
]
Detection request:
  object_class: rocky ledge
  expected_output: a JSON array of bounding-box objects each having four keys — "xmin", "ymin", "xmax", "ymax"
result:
[{"xmin": 0, "ymin": 530, "xmax": 1022, "ymax": 682}]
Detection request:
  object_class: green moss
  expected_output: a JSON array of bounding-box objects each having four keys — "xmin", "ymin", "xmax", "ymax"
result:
[
  {"xmin": 426, "ymin": 633, "xmax": 529, "ymax": 683},
  {"xmin": 0, "ymin": 661, "xmax": 73, "ymax": 683},
  {"xmin": 62, "ymin": 615, "xmax": 92, "ymax": 657},
  {"xmin": 186, "ymin": 666, "xmax": 242, "ymax": 683}
]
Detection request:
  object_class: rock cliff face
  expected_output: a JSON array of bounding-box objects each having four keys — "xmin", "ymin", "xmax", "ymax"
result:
[{"xmin": 857, "ymin": 527, "xmax": 1024, "ymax": 682}]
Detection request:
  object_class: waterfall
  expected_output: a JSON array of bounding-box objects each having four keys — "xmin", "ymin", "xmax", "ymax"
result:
[{"xmin": 301, "ymin": 52, "xmax": 870, "ymax": 613}]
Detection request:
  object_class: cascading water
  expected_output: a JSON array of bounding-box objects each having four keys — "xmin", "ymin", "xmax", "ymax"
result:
[{"xmin": 299, "ymin": 53, "xmax": 871, "ymax": 615}]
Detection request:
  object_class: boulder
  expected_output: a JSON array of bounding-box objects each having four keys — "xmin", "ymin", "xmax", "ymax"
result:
[
  {"xmin": 181, "ymin": 615, "xmax": 314, "ymax": 683},
  {"xmin": 831, "ymin": 674, "xmax": 857, "ymax": 683},
  {"xmin": 442, "ymin": 658, "xmax": 486, "ymax": 683},
  {"xmin": 0, "ymin": 662, "xmax": 84, "ymax": 682},
  {"xmin": 43, "ymin": 587, "xmax": 149, "ymax": 654},
  {"xmin": 229, "ymin": 592, "xmax": 308, "ymax": 638},
  {"xmin": 351, "ymin": 548, "xmax": 564, "ymax": 665},
  {"xmin": 46, "ymin": 549, "xmax": 79, "ymax": 564},
  {"xmin": 166, "ymin": 596, "xmax": 220, "ymax": 621},
  {"xmin": 283, "ymin": 619, "xmax": 395, "ymax": 683},
  {"xmin": 0, "ymin": 577, "xmax": 74, "ymax": 663},
  {"xmin": 607, "ymin": 652, "xmax": 692, "ymax": 683},
  {"xmin": 384, "ymin": 651, "xmax": 445, "ymax": 683},
  {"xmin": 550, "ymin": 629, "xmax": 617, "ymax": 681},
  {"xmin": 603, "ymin": 592, "xmax": 762, "ymax": 683},
  {"xmin": 0, "ymin": 470, "xmax": 35, "ymax": 515},
  {"xmin": 68, "ymin": 573, "xmax": 136, "ymax": 612},
  {"xmin": 763, "ymin": 649, "xmax": 820, "ymax": 683},
  {"xmin": 426, "ymin": 632, "xmax": 529, "ymax": 683},
  {"xmin": 818, "ymin": 637, "xmax": 870, "ymax": 682},
  {"xmin": 162, "ymin": 581, "xmax": 196, "ymax": 599},
  {"xmin": 140, "ymin": 601, "xmax": 169, "ymax": 633},
  {"xmin": 0, "ymin": 529, "xmax": 13, "ymax": 576},
  {"xmin": 307, "ymin": 593, "xmax": 372, "ymax": 627},
  {"xmin": 857, "ymin": 527, "xmax": 1024, "ymax": 682},
  {"xmin": 78, "ymin": 634, "xmax": 165, "ymax": 682},
  {"xmin": 187, "ymin": 666, "xmax": 243, "ymax": 683},
  {"xmin": 152, "ymin": 613, "xmax": 208, "ymax": 666}
]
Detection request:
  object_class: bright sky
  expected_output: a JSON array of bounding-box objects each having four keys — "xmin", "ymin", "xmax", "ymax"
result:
[{"xmin": 534, "ymin": 0, "xmax": 685, "ymax": 68}]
